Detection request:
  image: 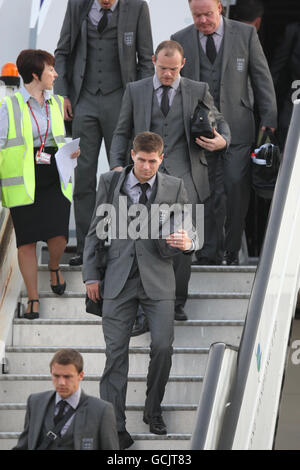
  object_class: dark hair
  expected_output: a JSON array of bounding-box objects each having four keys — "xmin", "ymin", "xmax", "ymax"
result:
[
  {"xmin": 154, "ymin": 40, "xmax": 184, "ymax": 61},
  {"xmin": 50, "ymin": 349, "xmax": 84, "ymax": 374},
  {"xmin": 231, "ymin": 0, "xmax": 264, "ymax": 22},
  {"xmin": 133, "ymin": 132, "xmax": 164, "ymax": 155},
  {"xmin": 16, "ymin": 49, "xmax": 55, "ymax": 84}
]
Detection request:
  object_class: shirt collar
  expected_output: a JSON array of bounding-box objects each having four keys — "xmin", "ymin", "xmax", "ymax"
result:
[
  {"xmin": 127, "ymin": 168, "xmax": 157, "ymax": 189},
  {"xmin": 198, "ymin": 14, "xmax": 224, "ymax": 39},
  {"xmin": 153, "ymin": 73, "xmax": 181, "ymax": 91},
  {"xmin": 95, "ymin": 0, "xmax": 119, "ymax": 12},
  {"xmin": 55, "ymin": 387, "xmax": 81, "ymax": 409},
  {"xmin": 20, "ymin": 86, "xmax": 52, "ymax": 104}
]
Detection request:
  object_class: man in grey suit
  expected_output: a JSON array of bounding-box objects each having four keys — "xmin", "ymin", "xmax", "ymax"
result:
[
  {"xmin": 171, "ymin": 0, "xmax": 277, "ymax": 265},
  {"xmin": 83, "ymin": 131, "xmax": 198, "ymax": 448},
  {"xmin": 109, "ymin": 40, "xmax": 230, "ymax": 326},
  {"xmin": 13, "ymin": 349, "xmax": 119, "ymax": 450},
  {"xmin": 54, "ymin": 0, "xmax": 154, "ymax": 266}
]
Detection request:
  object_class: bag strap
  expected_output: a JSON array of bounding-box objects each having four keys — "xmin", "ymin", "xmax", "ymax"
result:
[
  {"xmin": 36, "ymin": 394, "xmax": 88, "ymax": 450},
  {"xmin": 259, "ymin": 128, "xmax": 280, "ymax": 147},
  {"xmin": 107, "ymin": 170, "xmax": 121, "ymax": 204}
]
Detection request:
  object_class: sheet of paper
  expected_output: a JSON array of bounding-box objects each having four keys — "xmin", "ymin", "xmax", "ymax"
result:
[{"xmin": 55, "ymin": 138, "xmax": 80, "ymax": 189}]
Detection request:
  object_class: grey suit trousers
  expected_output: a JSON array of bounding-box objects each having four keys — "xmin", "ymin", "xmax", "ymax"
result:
[
  {"xmin": 100, "ymin": 276, "xmax": 174, "ymax": 432},
  {"xmin": 223, "ymin": 143, "xmax": 252, "ymax": 252}
]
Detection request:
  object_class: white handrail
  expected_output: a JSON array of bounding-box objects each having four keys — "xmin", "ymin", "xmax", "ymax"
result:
[{"xmin": 217, "ymin": 100, "xmax": 300, "ymax": 449}]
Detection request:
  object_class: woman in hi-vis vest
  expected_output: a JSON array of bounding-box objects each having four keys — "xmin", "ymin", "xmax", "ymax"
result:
[{"xmin": 0, "ymin": 50, "xmax": 80, "ymax": 319}]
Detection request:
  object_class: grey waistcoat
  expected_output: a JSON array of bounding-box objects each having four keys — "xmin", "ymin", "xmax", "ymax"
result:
[
  {"xmin": 150, "ymin": 88, "xmax": 190, "ymax": 178},
  {"xmin": 198, "ymin": 38, "xmax": 224, "ymax": 109},
  {"xmin": 83, "ymin": 9, "xmax": 123, "ymax": 96},
  {"xmin": 37, "ymin": 398, "xmax": 75, "ymax": 450}
]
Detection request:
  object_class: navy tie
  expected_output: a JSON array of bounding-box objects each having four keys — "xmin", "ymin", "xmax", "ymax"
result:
[
  {"xmin": 138, "ymin": 183, "xmax": 149, "ymax": 204},
  {"xmin": 206, "ymin": 34, "xmax": 217, "ymax": 63},
  {"xmin": 161, "ymin": 85, "xmax": 170, "ymax": 117},
  {"xmin": 54, "ymin": 400, "xmax": 68, "ymax": 425},
  {"xmin": 97, "ymin": 9, "xmax": 109, "ymax": 34}
]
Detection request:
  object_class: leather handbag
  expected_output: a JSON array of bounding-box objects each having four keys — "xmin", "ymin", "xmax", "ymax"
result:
[
  {"xmin": 190, "ymin": 100, "xmax": 215, "ymax": 140},
  {"xmin": 251, "ymin": 128, "xmax": 282, "ymax": 199},
  {"xmin": 85, "ymin": 171, "xmax": 121, "ymax": 317}
]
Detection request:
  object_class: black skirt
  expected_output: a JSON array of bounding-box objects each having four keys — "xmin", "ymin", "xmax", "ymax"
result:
[{"xmin": 10, "ymin": 147, "xmax": 71, "ymax": 247}]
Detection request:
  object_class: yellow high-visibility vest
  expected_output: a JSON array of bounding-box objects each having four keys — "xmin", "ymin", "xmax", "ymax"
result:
[{"xmin": 0, "ymin": 92, "xmax": 72, "ymax": 208}]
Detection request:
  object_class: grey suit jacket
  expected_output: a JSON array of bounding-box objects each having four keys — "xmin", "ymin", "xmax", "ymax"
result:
[
  {"xmin": 82, "ymin": 167, "xmax": 199, "ymax": 300},
  {"xmin": 13, "ymin": 390, "xmax": 119, "ymax": 450},
  {"xmin": 54, "ymin": 0, "xmax": 154, "ymax": 106},
  {"xmin": 171, "ymin": 17, "xmax": 277, "ymax": 144},
  {"xmin": 109, "ymin": 76, "xmax": 231, "ymax": 202}
]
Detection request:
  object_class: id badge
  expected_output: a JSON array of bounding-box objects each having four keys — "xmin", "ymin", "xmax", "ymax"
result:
[{"xmin": 35, "ymin": 150, "xmax": 51, "ymax": 164}]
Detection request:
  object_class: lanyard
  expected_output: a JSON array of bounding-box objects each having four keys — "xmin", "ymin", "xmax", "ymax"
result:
[{"xmin": 27, "ymin": 100, "xmax": 50, "ymax": 152}]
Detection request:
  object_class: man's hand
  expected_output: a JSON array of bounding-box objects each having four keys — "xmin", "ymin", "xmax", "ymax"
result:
[
  {"xmin": 64, "ymin": 97, "xmax": 73, "ymax": 121},
  {"xmin": 112, "ymin": 166, "xmax": 123, "ymax": 172},
  {"xmin": 166, "ymin": 229, "xmax": 192, "ymax": 251},
  {"xmin": 195, "ymin": 128, "xmax": 227, "ymax": 152},
  {"xmin": 86, "ymin": 281, "xmax": 101, "ymax": 302}
]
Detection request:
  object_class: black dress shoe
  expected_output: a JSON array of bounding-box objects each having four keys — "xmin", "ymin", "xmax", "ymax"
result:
[
  {"xmin": 69, "ymin": 254, "xmax": 83, "ymax": 266},
  {"xmin": 175, "ymin": 305, "xmax": 188, "ymax": 321},
  {"xmin": 131, "ymin": 315, "xmax": 149, "ymax": 337},
  {"xmin": 118, "ymin": 430, "xmax": 134, "ymax": 449},
  {"xmin": 143, "ymin": 414, "xmax": 167, "ymax": 435},
  {"xmin": 223, "ymin": 251, "xmax": 239, "ymax": 266}
]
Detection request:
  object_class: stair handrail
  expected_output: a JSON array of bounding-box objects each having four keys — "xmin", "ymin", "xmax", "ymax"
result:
[
  {"xmin": 218, "ymin": 100, "xmax": 300, "ymax": 449},
  {"xmin": 190, "ymin": 342, "xmax": 238, "ymax": 449}
]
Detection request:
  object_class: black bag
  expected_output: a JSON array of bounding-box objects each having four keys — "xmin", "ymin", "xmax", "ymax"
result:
[
  {"xmin": 85, "ymin": 171, "xmax": 121, "ymax": 317},
  {"xmin": 251, "ymin": 128, "xmax": 282, "ymax": 199},
  {"xmin": 190, "ymin": 100, "xmax": 215, "ymax": 140}
]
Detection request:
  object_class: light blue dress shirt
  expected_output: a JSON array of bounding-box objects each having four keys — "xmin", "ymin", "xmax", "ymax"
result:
[
  {"xmin": 88, "ymin": 0, "xmax": 119, "ymax": 25},
  {"xmin": 198, "ymin": 15, "xmax": 224, "ymax": 53}
]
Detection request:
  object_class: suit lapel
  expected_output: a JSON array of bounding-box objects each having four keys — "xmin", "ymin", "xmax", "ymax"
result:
[
  {"xmin": 72, "ymin": 0, "xmax": 93, "ymax": 52},
  {"xmin": 143, "ymin": 78, "xmax": 154, "ymax": 131},
  {"xmin": 117, "ymin": 0, "xmax": 128, "ymax": 47},
  {"xmin": 153, "ymin": 172, "xmax": 168, "ymax": 205},
  {"xmin": 180, "ymin": 78, "xmax": 192, "ymax": 146},
  {"xmin": 221, "ymin": 18, "xmax": 236, "ymax": 80},
  {"xmin": 191, "ymin": 26, "xmax": 201, "ymax": 81},
  {"xmin": 72, "ymin": 391, "xmax": 89, "ymax": 450},
  {"xmin": 112, "ymin": 167, "xmax": 131, "ymax": 206},
  {"xmin": 31, "ymin": 391, "xmax": 55, "ymax": 449}
]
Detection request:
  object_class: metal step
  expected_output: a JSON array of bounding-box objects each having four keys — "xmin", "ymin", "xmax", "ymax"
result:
[
  {"xmin": 20, "ymin": 292, "xmax": 250, "ymax": 321},
  {"xmin": 5, "ymin": 346, "xmax": 209, "ymax": 376},
  {"xmin": 36, "ymin": 265, "xmax": 256, "ymax": 294},
  {"xmin": 11, "ymin": 318, "xmax": 244, "ymax": 348},
  {"xmin": 0, "ymin": 374, "xmax": 203, "ymax": 404},
  {"xmin": 0, "ymin": 261, "xmax": 255, "ymax": 450},
  {"xmin": 0, "ymin": 432, "xmax": 192, "ymax": 451},
  {"xmin": 0, "ymin": 403, "xmax": 198, "ymax": 434}
]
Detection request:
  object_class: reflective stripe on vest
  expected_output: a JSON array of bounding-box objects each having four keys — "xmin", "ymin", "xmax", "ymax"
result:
[{"xmin": 0, "ymin": 92, "xmax": 72, "ymax": 208}]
